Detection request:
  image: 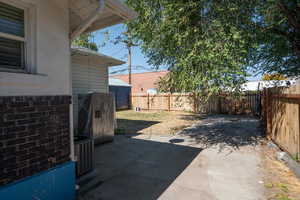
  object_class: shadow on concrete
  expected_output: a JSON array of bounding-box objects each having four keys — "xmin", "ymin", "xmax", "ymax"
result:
[
  {"xmin": 116, "ymin": 119, "xmax": 160, "ymax": 135},
  {"xmin": 178, "ymin": 113, "xmax": 206, "ymax": 121},
  {"xmin": 179, "ymin": 114, "xmax": 262, "ymax": 152},
  {"xmin": 79, "ymin": 136, "xmax": 202, "ymax": 200}
]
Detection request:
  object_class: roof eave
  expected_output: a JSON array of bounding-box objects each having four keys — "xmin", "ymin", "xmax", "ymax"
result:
[
  {"xmin": 71, "ymin": 48, "xmax": 125, "ymax": 67},
  {"xmin": 83, "ymin": 0, "xmax": 137, "ymax": 33}
]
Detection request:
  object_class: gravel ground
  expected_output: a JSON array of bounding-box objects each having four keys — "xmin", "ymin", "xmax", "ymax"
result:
[{"xmin": 261, "ymin": 144, "xmax": 300, "ymax": 200}]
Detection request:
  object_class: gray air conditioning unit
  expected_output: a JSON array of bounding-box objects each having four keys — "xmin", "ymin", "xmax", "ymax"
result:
[
  {"xmin": 74, "ymin": 93, "xmax": 116, "ymax": 177},
  {"xmin": 78, "ymin": 93, "xmax": 116, "ymax": 145},
  {"xmin": 74, "ymin": 136, "xmax": 94, "ymax": 177}
]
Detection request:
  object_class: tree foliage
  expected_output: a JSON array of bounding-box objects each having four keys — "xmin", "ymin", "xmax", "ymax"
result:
[
  {"xmin": 126, "ymin": 0, "xmax": 255, "ymax": 95},
  {"xmin": 72, "ymin": 33, "xmax": 98, "ymax": 51},
  {"xmin": 251, "ymin": 0, "xmax": 300, "ymax": 76},
  {"xmin": 125, "ymin": 0, "xmax": 300, "ymax": 95}
]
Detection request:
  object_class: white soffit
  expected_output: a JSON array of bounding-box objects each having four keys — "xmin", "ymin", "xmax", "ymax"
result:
[{"xmin": 70, "ymin": 0, "xmax": 137, "ymax": 33}]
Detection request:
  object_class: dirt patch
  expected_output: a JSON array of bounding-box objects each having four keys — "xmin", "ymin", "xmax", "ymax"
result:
[
  {"xmin": 115, "ymin": 110, "xmax": 202, "ymax": 135},
  {"xmin": 261, "ymin": 144, "xmax": 300, "ymax": 200}
]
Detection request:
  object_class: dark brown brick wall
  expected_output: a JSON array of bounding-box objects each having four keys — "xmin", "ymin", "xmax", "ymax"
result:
[{"xmin": 0, "ymin": 96, "xmax": 71, "ymax": 186}]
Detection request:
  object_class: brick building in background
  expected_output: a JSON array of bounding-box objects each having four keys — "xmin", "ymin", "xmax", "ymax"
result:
[{"xmin": 111, "ymin": 71, "xmax": 169, "ymax": 93}]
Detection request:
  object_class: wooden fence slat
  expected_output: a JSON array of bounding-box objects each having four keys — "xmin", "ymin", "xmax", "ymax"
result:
[
  {"xmin": 131, "ymin": 92, "xmax": 262, "ymax": 115},
  {"xmin": 262, "ymin": 85, "xmax": 300, "ymax": 158}
]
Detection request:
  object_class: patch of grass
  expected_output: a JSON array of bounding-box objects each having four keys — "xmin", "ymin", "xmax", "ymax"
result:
[
  {"xmin": 116, "ymin": 110, "xmax": 202, "ymax": 136},
  {"xmin": 291, "ymin": 154, "xmax": 299, "ymax": 162},
  {"xmin": 275, "ymin": 193, "xmax": 293, "ymax": 200},
  {"xmin": 277, "ymin": 183, "xmax": 289, "ymax": 193},
  {"xmin": 117, "ymin": 110, "xmax": 169, "ymax": 121},
  {"xmin": 265, "ymin": 183, "xmax": 274, "ymax": 188}
]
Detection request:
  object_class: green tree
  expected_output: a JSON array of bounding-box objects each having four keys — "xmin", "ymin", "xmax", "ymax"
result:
[
  {"xmin": 125, "ymin": 0, "xmax": 300, "ymax": 96},
  {"xmin": 72, "ymin": 33, "xmax": 98, "ymax": 51},
  {"xmin": 126, "ymin": 0, "xmax": 256, "ymax": 96},
  {"xmin": 250, "ymin": 0, "xmax": 300, "ymax": 76}
]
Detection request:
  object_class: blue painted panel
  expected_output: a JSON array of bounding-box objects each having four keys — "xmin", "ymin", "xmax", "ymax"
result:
[
  {"xmin": 0, "ymin": 162, "xmax": 76, "ymax": 200},
  {"xmin": 109, "ymin": 86, "xmax": 131, "ymax": 110}
]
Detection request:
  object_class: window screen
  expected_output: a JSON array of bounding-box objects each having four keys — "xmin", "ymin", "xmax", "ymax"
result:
[
  {"xmin": 0, "ymin": 2, "xmax": 25, "ymax": 71},
  {"xmin": 0, "ymin": 37, "xmax": 24, "ymax": 70},
  {"xmin": 0, "ymin": 2, "xmax": 24, "ymax": 37}
]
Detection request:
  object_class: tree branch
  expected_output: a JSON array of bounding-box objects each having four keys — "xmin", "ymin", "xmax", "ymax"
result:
[
  {"xmin": 268, "ymin": 27, "xmax": 293, "ymax": 41},
  {"xmin": 277, "ymin": 1, "xmax": 300, "ymax": 31},
  {"xmin": 296, "ymin": 4, "xmax": 300, "ymax": 13}
]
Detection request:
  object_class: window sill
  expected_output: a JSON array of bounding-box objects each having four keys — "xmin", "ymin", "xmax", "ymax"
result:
[{"xmin": 0, "ymin": 70, "xmax": 47, "ymax": 77}]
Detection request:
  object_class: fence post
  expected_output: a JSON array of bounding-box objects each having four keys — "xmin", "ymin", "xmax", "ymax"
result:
[
  {"xmin": 129, "ymin": 93, "xmax": 132, "ymax": 110},
  {"xmin": 269, "ymin": 89, "xmax": 273, "ymax": 138},
  {"xmin": 168, "ymin": 93, "xmax": 171, "ymax": 111},
  {"xmin": 147, "ymin": 93, "xmax": 150, "ymax": 110},
  {"xmin": 264, "ymin": 88, "xmax": 269, "ymax": 137},
  {"xmin": 265, "ymin": 88, "xmax": 272, "ymax": 138},
  {"xmin": 193, "ymin": 94, "xmax": 197, "ymax": 113},
  {"xmin": 298, "ymin": 103, "xmax": 300, "ymax": 159},
  {"xmin": 218, "ymin": 95, "xmax": 222, "ymax": 114}
]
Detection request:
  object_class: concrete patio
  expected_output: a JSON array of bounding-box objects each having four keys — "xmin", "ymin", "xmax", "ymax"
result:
[{"xmin": 78, "ymin": 115, "xmax": 264, "ymax": 200}]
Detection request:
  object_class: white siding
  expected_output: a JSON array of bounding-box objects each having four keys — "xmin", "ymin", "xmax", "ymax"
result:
[
  {"xmin": 72, "ymin": 59, "xmax": 109, "ymax": 133},
  {"xmin": 72, "ymin": 63, "xmax": 108, "ymax": 95}
]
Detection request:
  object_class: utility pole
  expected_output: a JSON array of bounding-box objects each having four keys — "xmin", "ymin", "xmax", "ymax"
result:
[
  {"xmin": 124, "ymin": 36, "xmax": 136, "ymax": 85},
  {"xmin": 114, "ymin": 30, "xmax": 137, "ymax": 85},
  {"xmin": 128, "ymin": 45, "xmax": 132, "ymax": 85}
]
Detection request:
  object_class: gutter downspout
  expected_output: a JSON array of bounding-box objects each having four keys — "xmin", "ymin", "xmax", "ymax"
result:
[
  {"xmin": 70, "ymin": 0, "xmax": 105, "ymax": 41},
  {"xmin": 69, "ymin": 0, "xmax": 105, "ymax": 163}
]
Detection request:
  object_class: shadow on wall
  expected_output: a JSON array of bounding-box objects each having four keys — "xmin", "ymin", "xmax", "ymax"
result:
[
  {"xmin": 80, "ymin": 137, "xmax": 202, "ymax": 200},
  {"xmin": 179, "ymin": 114, "xmax": 263, "ymax": 152},
  {"xmin": 116, "ymin": 119, "xmax": 160, "ymax": 135}
]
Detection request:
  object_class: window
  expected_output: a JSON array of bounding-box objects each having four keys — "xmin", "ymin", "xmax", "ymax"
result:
[{"xmin": 0, "ymin": 1, "xmax": 26, "ymax": 72}]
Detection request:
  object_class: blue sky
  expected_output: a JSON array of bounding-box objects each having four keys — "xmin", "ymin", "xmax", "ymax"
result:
[
  {"xmin": 93, "ymin": 24, "xmax": 167, "ymax": 75},
  {"xmin": 93, "ymin": 24, "xmax": 260, "ymax": 81}
]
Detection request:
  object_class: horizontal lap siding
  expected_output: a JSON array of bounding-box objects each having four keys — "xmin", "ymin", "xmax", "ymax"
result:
[{"xmin": 72, "ymin": 63, "xmax": 108, "ymax": 95}]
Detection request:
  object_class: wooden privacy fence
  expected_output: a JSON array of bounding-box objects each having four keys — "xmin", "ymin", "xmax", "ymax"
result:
[
  {"xmin": 131, "ymin": 93, "xmax": 195, "ymax": 112},
  {"xmin": 262, "ymin": 84, "xmax": 300, "ymax": 158},
  {"xmin": 131, "ymin": 92, "xmax": 261, "ymax": 115},
  {"xmin": 198, "ymin": 92, "xmax": 261, "ymax": 115}
]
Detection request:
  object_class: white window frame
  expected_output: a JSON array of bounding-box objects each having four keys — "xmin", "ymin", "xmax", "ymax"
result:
[{"xmin": 0, "ymin": 0, "xmax": 36, "ymax": 74}]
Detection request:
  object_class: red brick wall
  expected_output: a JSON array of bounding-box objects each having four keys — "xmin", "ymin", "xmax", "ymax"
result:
[
  {"xmin": 0, "ymin": 96, "xmax": 71, "ymax": 186},
  {"xmin": 112, "ymin": 71, "xmax": 169, "ymax": 93}
]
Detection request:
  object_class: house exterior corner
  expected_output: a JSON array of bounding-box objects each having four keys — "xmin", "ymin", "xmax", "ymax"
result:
[{"xmin": 0, "ymin": 0, "xmax": 75, "ymax": 199}]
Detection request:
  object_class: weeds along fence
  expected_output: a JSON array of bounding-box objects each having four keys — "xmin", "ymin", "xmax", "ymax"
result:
[
  {"xmin": 131, "ymin": 92, "xmax": 261, "ymax": 115},
  {"xmin": 262, "ymin": 84, "xmax": 300, "ymax": 158}
]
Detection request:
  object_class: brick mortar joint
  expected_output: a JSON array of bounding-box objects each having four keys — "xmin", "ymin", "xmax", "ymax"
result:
[
  {"xmin": 0, "ymin": 95, "xmax": 71, "ymax": 187},
  {"xmin": 0, "ymin": 95, "xmax": 72, "ymax": 104}
]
